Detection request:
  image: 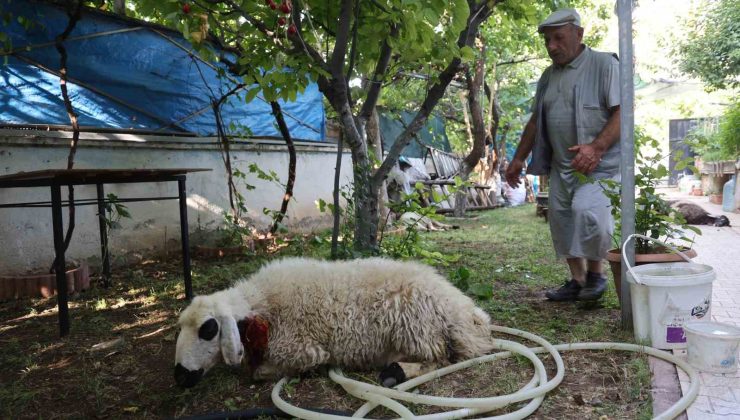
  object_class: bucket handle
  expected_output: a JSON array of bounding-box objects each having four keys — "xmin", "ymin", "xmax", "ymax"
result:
[{"xmin": 622, "ymin": 234, "xmax": 695, "ymax": 285}]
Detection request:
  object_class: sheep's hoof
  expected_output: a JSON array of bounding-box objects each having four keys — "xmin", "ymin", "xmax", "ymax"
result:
[{"xmin": 379, "ymin": 362, "xmax": 406, "ymax": 388}]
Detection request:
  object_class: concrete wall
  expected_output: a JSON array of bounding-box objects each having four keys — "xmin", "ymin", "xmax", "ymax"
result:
[{"xmin": 0, "ymin": 130, "xmax": 352, "ymax": 274}]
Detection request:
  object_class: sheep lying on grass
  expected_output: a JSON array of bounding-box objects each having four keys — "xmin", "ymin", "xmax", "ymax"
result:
[{"xmin": 174, "ymin": 257, "xmax": 493, "ymax": 387}]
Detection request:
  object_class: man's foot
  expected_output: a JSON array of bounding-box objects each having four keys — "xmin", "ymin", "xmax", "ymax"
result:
[
  {"xmin": 545, "ymin": 279, "xmax": 582, "ymax": 301},
  {"xmin": 579, "ymin": 272, "xmax": 607, "ymax": 301}
]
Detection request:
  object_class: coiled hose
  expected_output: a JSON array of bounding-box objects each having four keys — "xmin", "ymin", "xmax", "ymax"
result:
[{"xmin": 272, "ymin": 325, "xmax": 699, "ymax": 420}]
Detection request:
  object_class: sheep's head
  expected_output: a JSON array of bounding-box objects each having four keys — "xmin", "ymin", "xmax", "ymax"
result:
[
  {"xmin": 174, "ymin": 294, "xmax": 246, "ymax": 387},
  {"xmin": 714, "ymin": 215, "xmax": 731, "ymax": 227}
]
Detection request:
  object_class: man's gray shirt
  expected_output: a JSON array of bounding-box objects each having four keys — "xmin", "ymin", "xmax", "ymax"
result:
[{"xmin": 527, "ymin": 46, "xmax": 621, "ymax": 177}]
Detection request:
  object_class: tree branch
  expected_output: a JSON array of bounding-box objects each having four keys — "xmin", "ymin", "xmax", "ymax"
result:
[
  {"xmin": 309, "ymin": 16, "xmax": 337, "ymax": 37},
  {"xmin": 330, "ymin": 0, "xmax": 354, "ymax": 78},
  {"xmin": 462, "ymin": 40, "xmax": 486, "ymax": 170},
  {"xmin": 269, "ymin": 101, "xmax": 296, "ymax": 234},
  {"xmin": 371, "ymin": 0, "xmax": 497, "ymax": 187},
  {"xmin": 496, "ymin": 56, "xmax": 541, "ymax": 66},
  {"xmin": 50, "ymin": 0, "xmax": 83, "ymax": 274},
  {"xmin": 221, "ymin": 0, "xmax": 329, "ymax": 74},
  {"xmin": 367, "ymin": 0, "xmax": 389, "ymax": 14},
  {"xmin": 358, "ymin": 24, "xmax": 397, "ymax": 121},
  {"xmin": 345, "ymin": 0, "xmax": 361, "ymax": 106},
  {"xmin": 222, "ymin": 0, "xmax": 272, "ymax": 35}
]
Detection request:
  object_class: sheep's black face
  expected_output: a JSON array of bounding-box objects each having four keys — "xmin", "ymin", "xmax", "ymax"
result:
[
  {"xmin": 175, "ymin": 294, "xmax": 248, "ymax": 387},
  {"xmin": 174, "ymin": 363, "xmax": 203, "ymax": 388},
  {"xmin": 173, "ymin": 318, "xmax": 220, "ymax": 387},
  {"xmin": 175, "ymin": 315, "xmax": 224, "ymax": 387},
  {"xmin": 714, "ymin": 215, "xmax": 731, "ymax": 227}
]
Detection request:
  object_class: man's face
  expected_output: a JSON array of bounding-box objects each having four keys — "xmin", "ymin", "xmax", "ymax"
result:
[{"xmin": 542, "ymin": 24, "xmax": 584, "ymax": 66}]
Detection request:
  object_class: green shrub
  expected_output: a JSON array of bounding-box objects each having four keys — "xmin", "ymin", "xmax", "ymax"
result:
[
  {"xmin": 583, "ymin": 127, "xmax": 700, "ymax": 253},
  {"xmin": 685, "ymin": 102, "xmax": 740, "ymax": 162},
  {"xmin": 717, "ymin": 101, "xmax": 740, "ymax": 159}
]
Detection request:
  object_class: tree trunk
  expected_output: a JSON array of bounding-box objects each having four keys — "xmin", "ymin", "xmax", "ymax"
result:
[
  {"xmin": 349, "ymin": 132, "xmax": 379, "ymax": 254},
  {"xmin": 50, "ymin": 0, "xmax": 82, "ymax": 273},
  {"xmin": 453, "ymin": 39, "xmax": 487, "ymax": 217},
  {"xmin": 269, "ymin": 101, "xmax": 296, "ymax": 234},
  {"xmin": 498, "ymin": 123, "xmax": 510, "ymax": 168},
  {"xmin": 484, "ymin": 79, "xmax": 504, "ymax": 174},
  {"xmin": 321, "ymin": 0, "xmax": 496, "ymax": 253},
  {"xmin": 366, "ymin": 108, "xmax": 391, "ymax": 229},
  {"xmin": 113, "ymin": 0, "xmax": 125, "ymax": 16},
  {"xmin": 331, "ymin": 133, "xmax": 343, "ymax": 259},
  {"xmin": 459, "ymin": 90, "xmax": 474, "ymax": 149}
]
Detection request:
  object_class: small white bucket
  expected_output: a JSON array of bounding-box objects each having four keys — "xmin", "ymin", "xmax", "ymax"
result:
[
  {"xmin": 623, "ymin": 235, "xmax": 716, "ymax": 350},
  {"xmin": 684, "ymin": 321, "xmax": 740, "ymax": 374}
]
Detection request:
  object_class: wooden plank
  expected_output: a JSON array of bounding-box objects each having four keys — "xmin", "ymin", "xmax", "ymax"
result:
[
  {"xmin": 435, "ymin": 205, "xmax": 502, "ymax": 214},
  {"xmin": 418, "ymin": 179, "xmax": 491, "ymax": 189},
  {"xmin": 0, "ymin": 168, "xmax": 211, "ymax": 182}
]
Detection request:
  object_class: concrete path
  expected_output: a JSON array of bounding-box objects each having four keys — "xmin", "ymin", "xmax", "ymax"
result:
[{"xmin": 657, "ymin": 188, "xmax": 740, "ymax": 419}]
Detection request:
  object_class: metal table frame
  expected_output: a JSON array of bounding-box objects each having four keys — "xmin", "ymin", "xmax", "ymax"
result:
[{"xmin": 0, "ymin": 169, "xmax": 209, "ymax": 337}]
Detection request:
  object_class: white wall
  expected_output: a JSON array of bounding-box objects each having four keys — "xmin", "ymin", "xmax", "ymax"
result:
[{"xmin": 0, "ymin": 130, "xmax": 352, "ymax": 274}]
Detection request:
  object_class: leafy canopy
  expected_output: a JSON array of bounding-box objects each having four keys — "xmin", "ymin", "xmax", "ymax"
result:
[
  {"xmin": 128, "ymin": 0, "xmax": 476, "ymax": 105},
  {"xmin": 676, "ymin": 0, "xmax": 740, "ymax": 91}
]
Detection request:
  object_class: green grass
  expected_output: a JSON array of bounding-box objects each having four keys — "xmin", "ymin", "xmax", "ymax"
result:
[{"xmin": 0, "ymin": 204, "xmax": 652, "ymax": 419}]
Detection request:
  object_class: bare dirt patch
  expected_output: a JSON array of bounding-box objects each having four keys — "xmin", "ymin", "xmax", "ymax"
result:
[{"xmin": 0, "ymin": 207, "xmax": 651, "ymax": 419}]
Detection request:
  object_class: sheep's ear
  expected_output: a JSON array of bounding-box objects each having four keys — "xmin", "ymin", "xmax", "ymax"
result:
[{"xmin": 219, "ymin": 316, "xmax": 244, "ymax": 367}]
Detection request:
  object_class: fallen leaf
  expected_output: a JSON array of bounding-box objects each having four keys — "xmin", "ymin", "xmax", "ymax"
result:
[{"xmin": 90, "ymin": 337, "xmax": 125, "ymax": 352}]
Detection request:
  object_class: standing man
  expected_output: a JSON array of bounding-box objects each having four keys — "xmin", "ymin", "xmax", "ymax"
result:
[{"xmin": 505, "ymin": 8, "xmax": 621, "ymax": 302}]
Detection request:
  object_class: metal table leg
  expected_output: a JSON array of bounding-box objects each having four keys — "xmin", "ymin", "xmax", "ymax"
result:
[
  {"xmin": 178, "ymin": 178, "xmax": 193, "ymax": 300},
  {"xmin": 96, "ymin": 183, "xmax": 111, "ymax": 287},
  {"xmin": 51, "ymin": 183, "xmax": 69, "ymax": 337}
]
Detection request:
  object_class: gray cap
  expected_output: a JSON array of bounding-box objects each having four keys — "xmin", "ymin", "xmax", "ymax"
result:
[{"xmin": 538, "ymin": 8, "xmax": 581, "ymax": 33}]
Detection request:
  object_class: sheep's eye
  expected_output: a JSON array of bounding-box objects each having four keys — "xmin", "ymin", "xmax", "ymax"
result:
[{"xmin": 198, "ymin": 318, "xmax": 219, "ymax": 341}]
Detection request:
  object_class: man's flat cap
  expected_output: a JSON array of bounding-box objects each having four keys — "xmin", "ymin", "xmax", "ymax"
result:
[{"xmin": 538, "ymin": 8, "xmax": 581, "ymax": 33}]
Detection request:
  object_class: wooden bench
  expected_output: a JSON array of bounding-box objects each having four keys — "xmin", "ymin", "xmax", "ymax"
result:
[{"xmin": 415, "ymin": 146, "xmax": 498, "ymax": 212}]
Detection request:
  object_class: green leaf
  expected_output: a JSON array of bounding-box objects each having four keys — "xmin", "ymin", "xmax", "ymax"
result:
[
  {"xmin": 686, "ymin": 225, "xmax": 702, "ymax": 234},
  {"xmin": 451, "ymin": 267, "xmax": 470, "ymax": 291},
  {"xmin": 243, "ymin": 88, "xmax": 259, "ymax": 103},
  {"xmin": 117, "ymin": 206, "xmax": 131, "ymax": 218},
  {"xmin": 469, "ymin": 283, "xmax": 493, "ymax": 299},
  {"xmin": 449, "ymin": 0, "xmax": 470, "ymax": 35},
  {"xmin": 460, "ymin": 46, "xmax": 475, "ymax": 63},
  {"xmin": 455, "ymin": 266, "xmax": 471, "ymax": 281},
  {"xmin": 431, "ymin": 189, "xmax": 443, "ymax": 204}
]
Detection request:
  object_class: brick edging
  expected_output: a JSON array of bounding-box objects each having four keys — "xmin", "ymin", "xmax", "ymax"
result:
[{"xmin": 650, "ymin": 354, "xmax": 689, "ymax": 419}]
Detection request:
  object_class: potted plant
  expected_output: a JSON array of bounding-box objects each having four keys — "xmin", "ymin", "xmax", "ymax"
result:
[{"xmin": 589, "ymin": 128, "xmax": 701, "ymax": 303}]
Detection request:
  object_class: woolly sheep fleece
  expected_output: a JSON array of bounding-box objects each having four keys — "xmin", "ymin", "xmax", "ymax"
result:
[{"xmin": 175, "ymin": 257, "xmax": 494, "ymax": 380}]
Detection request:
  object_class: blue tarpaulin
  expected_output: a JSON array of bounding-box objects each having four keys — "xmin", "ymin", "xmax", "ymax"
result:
[
  {"xmin": 378, "ymin": 111, "xmax": 452, "ymax": 159},
  {"xmin": 0, "ymin": 1, "xmax": 325, "ymax": 141}
]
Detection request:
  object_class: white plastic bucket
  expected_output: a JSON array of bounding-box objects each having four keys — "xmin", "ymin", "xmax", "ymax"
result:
[
  {"xmin": 684, "ymin": 321, "xmax": 740, "ymax": 373},
  {"xmin": 623, "ymin": 235, "xmax": 716, "ymax": 350}
]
